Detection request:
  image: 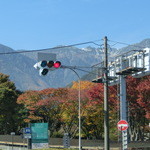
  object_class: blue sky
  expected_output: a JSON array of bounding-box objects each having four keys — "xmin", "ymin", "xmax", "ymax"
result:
[{"xmin": 0, "ymin": 0, "xmax": 150, "ymax": 50}]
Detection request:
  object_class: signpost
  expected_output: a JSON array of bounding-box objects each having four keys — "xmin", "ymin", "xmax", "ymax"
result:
[
  {"xmin": 24, "ymin": 127, "xmax": 31, "ymax": 139},
  {"xmin": 63, "ymin": 133, "xmax": 70, "ymax": 148},
  {"xmin": 117, "ymin": 120, "xmax": 128, "ymax": 150},
  {"xmin": 31, "ymin": 123, "xmax": 49, "ymax": 149},
  {"xmin": 22, "ymin": 127, "xmax": 32, "ymax": 149},
  {"xmin": 11, "ymin": 132, "xmax": 15, "ymax": 150},
  {"xmin": 117, "ymin": 120, "xmax": 128, "ymax": 131}
]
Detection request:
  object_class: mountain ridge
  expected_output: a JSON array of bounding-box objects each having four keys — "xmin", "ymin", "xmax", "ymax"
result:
[{"xmin": 0, "ymin": 39, "xmax": 150, "ymax": 91}]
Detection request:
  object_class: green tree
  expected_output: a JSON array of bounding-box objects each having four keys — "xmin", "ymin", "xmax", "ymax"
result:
[{"xmin": 0, "ymin": 73, "xmax": 21, "ymax": 134}]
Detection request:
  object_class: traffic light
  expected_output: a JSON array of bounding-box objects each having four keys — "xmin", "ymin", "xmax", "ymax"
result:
[{"xmin": 34, "ymin": 60, "xmax": 61, "ymax": 76}]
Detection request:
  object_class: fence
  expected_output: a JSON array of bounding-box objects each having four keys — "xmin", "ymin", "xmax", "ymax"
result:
[{"xmin": 0, "ymin": 135, "xmax": 150, "ymax": 149}]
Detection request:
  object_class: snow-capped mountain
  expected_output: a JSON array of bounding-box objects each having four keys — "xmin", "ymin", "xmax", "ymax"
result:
[{"xmin": 0, "ymin": 39, "xmax": 149, "ymax": 91}]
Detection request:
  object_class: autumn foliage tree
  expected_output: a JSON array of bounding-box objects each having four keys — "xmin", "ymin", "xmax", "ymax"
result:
[
  {"xmin": 126, "ymin": 76, "xmax": 150, "ymax": 141},
  {"xmin": 81, "ymin": 83, "xmax": 104, "ymax": 139},
  {"xmin": 82, "ymin": 83, "xmax": 118, "ymax": 139},
  {"xmin": 0, "ymin": 71, "xmax": 148, "ymax": 141},
  {"xmin": 17, "ymin": 88, "xmax": 66, "ymax": 136},
  {"xmin": 16, "ymin": 77, "xmax": 150, "ymax": 140},
  {"xmin": 71, "ymin": 80, "xmax": 95, "ymax": 90}
]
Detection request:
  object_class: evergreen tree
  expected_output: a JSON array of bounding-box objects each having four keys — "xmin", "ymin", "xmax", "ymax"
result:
[{"xmin": 0, "ymin": 73, "xmax": 21, "ymax": 134}]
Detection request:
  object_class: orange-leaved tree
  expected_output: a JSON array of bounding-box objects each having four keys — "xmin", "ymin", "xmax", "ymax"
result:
[{"xmin": 71, "ymin": 80, "xmax": 95, "ymax": 90}]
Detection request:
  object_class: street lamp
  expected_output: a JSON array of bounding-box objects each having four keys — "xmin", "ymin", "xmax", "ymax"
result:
[{"xmin": 68, "ymin": 68, "xmax": 81, "ymax": 150}]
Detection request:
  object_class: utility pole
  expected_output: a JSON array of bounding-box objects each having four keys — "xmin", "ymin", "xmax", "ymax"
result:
[{"xmin": 103, "ymin": 36, "xmax": 110, "ymax": 150}]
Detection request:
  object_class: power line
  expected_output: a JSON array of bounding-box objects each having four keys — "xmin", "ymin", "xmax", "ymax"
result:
[
  {"xmin": 0, "ymin": 39, "xmax": 147, "ymax": 56},
  {"xmin": 0, "ymin": 40, "xmax": 102, "ymax": 55},
  {"xmin": 108, "ymin": 39, "xmax": 147, "ymax": 49},
  {"xmin": 108, "ymin": 40, "xmax": 131, "ymax": 47}
]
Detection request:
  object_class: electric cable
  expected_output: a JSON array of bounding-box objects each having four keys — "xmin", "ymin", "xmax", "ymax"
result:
[
  {"xmin": 0, "ymin": 40, "xmax": 102, "ymax": 55},
  {"xmin": 108, "ymin": 39, "xmax": 147, "ymax": 49}
]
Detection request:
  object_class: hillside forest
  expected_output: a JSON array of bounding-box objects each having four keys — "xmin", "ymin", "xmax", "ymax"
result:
[{"xmin": 0, "ymin": 73, "xmax": 149, "ymax": 141}]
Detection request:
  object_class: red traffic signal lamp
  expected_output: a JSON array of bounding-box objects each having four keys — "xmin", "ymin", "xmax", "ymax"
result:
[{"xmin": 53, "ymin": 61, "xmax": 61, "ymax": 68}]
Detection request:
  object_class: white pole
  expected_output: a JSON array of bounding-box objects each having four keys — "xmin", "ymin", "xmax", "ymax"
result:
[
  {"xmin": 78, "ymin": 79, "xmax": 81, "ymax": 150},
  {"xmin": 69, "ymin": 68, "xmax": 81, "ymax": 150}
]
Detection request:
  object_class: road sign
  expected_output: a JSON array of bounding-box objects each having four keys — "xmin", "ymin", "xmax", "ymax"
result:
[
  {"xmin": 117, "ymin": 120, "xmax": 128, "ymax": 131},
  {"xmin": 24, "ymin": 134, "xmax": 31, "ymax": 139},
  {"xmin": 38, "ymin": 53, "xmax": 56, "ymax": 62},
  {"xmin": 31, "ymin": 123, "xmax": 49, "ymax": 149},
  {"xmin": 11, "ymin": 132, "xmax": 15, "ymax": 135},
  {"xmin": 25, "ymin": 127, "xmax": 31, "ymax": 134},
  {"xmin": 23, "ymin": 127, "xmax": 31, "ymax": 139}
]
